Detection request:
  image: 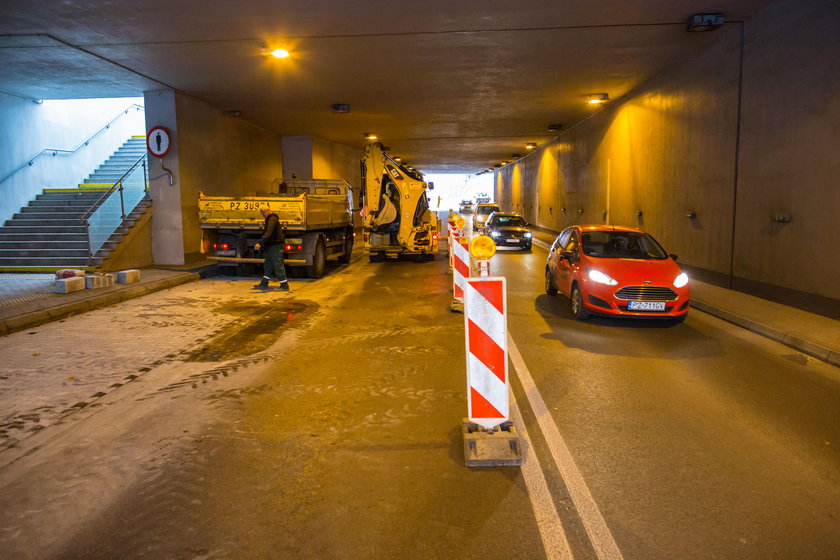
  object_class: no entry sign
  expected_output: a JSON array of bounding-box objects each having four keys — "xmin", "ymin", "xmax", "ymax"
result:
[{"xmin": 146, "ymin": 126, "xmax": 171, "ymax": 158}]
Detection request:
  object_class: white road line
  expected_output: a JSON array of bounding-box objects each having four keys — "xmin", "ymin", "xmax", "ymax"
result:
[
  {"xmin": 533, "ymin": 238, "xmax": 551, "ymax": 250},
  {"xmin": 509, "ymin": 334, "xmax": 625, "ymax": 560},
  {"xmin": 510, "ymin": 390, "xmax": 575, "ymax": 560}
]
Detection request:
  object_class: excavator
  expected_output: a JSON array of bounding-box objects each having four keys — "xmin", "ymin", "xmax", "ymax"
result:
[{"xmin": 360, "ymin": 142, "xmax": 439, "ymax": 261}]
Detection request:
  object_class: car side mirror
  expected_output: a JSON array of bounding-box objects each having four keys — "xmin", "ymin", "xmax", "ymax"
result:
[
  {"xmin": 669, "ymin": 253, "xmax": 678, "ymax": 261},
  {"xmin": 561, "ymin": 250, "xmax": 575, "ymax": 261}
]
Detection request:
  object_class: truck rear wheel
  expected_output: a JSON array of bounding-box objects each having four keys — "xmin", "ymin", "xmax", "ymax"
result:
[
  {"xmin": 307, "ymin": 238, "xmax": 326, "ymax": 278},
  {"xmin": 338, "ymin": 230, "xmax": 354, "ymax": 264}
]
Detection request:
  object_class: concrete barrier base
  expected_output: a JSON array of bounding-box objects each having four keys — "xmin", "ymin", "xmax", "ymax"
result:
[{"xmin": 462, "ymin": 420, "xmax": 523, "ymax": 467}]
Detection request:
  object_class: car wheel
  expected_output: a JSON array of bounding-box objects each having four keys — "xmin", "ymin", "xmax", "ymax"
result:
[
  {"xmin": 571, "ymin": 285, "xmax": 589, "ymax": 320},
  {"xmin": 523, "ymin": 243, "xmax": 532, "ymax": 252},
  {"xmin": 545, "ymin": 269, "xmax": 558, "ymax": 296}
]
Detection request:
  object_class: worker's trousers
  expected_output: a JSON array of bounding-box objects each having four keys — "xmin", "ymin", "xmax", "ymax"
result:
[{"xmin": 263, "ymin": 244, "xmax": 288, "ymax": 283}]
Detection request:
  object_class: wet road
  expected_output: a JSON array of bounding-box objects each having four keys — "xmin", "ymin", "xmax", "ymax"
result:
[{"xmin": 0, "ymin": 240, "xmax": 838, "ymax": 559}]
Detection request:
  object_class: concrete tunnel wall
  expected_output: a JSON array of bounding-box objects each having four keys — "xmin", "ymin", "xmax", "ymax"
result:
[{"xmin": 494, "ymin": 0, "xmax": 840, "ymax": 313}]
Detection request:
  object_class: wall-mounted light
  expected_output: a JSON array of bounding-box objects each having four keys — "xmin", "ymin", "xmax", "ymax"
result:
[
  {"xmin": 526, "ymin": 143, "xmax": 537, "ymax": 149},
  {"xmin": 393, "ymin": 156, "xmax": 401, "ymax": 162},
  {"xmin": 331, "ymin": 103, "xmax": 350, "ymax": 113},
  {"xmin": 773, "ymin": 213, "xmax": 792, "ymax": 223},
  {"xmin": 364, "ymin": 132, "xmax": 377, "ymax": 140},
  {"xmin": 548, "ymin": 124, "xmax": 563, "ymax": 132},
  {"xmin": 578, "ymin": 208, "xmax": 584, "ymax": 214},
  {"xmin": 687, "ymin": 13, "xmax": 724, "ymax": 32},
  {"xmin": 225, "ymin": 110, "xmax": 241, "ymax": 117},
  {"xmin": 493, "ymin": 163, "xmax": 501, "ymax": 168},
  {"xmin": 587, "ymin": 93, "xmax": 609, "ymax": 104},
  {"xmin": 685, "ymin": 211, "xmax": 697, "ymax": 219},
  {"xmin": 511, "ymin": 154, "xmax": 521, "ymax": 159},
  {"xmin": 635, "ymin": 211, "xmax": 643, "ymax": 217},
  {"xmin": 263, "ymin": 48, "xmax": 290, "ymax": 59}
]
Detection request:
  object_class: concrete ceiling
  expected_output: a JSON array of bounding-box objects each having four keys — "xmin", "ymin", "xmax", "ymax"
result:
[{"xmin": 0, "ymin": 1, "xmax": 775, "ymax": 173}]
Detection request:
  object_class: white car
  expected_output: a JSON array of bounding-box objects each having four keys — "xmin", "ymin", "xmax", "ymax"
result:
[{"xmin": 473, "ymin": 203, "xmax": 501, "ymax": 231}]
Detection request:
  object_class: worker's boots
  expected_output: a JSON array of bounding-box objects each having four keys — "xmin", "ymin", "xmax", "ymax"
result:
[{"xmin": 254, "ymin": 276, "xmax": 270, "ymax": 289}]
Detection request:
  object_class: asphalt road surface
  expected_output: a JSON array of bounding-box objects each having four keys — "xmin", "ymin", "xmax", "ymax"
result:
[{"xmin": 0, "ymin": 241, "xmax": 838, "ymax": 559}]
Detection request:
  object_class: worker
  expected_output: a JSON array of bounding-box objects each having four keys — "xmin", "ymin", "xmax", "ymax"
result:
[{"xmin": 254, "ymin": 206, "xmax": 289, "ymax": 291}]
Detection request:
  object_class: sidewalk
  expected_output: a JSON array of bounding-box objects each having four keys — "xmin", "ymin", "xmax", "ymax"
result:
[
  {"xmin": 0, "ymin": 261, "xmax": 217, "ymax": 336},
  {"xmin": 1, "ymin": 250, "xmax": 839, "ymax": 367}
]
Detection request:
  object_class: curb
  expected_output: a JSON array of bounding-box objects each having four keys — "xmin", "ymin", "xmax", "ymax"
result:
[
  {"xmin": 0, "ymin": 272, "xmax": 201, "ymax": 337},
  {"xmin": 691, "ymin": 299, "xmax": 839, "ymax": 367}
]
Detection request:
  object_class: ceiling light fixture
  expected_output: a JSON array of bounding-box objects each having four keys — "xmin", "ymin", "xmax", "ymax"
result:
[
  {"xmin": 331, "ymin": 103, "xmax": 350, "ymax": 113},
  {"xmin": 526, "ymin": 143, "xmax": 537, "ymax": 149},
  {"xmin": 264, "ymin": 48, "xmax": 290, "ymax": 59},
  {"xmin": 363, "ymin": 132, "xmax": 377, "ymax": 140},
  {"xmin": 687, "ymin": 13, "xmax": 724, "ymax": 32},
  {"xmin": 394, "ymin": 157, "xmax": 402, "ymax": 162},
  {"xmin": 512, "ymin": 154, "xmax": 521, "ymax": 159},
  {"xmin": 587, "ymin": 93, "xmax": 609, "ymax": 104},
  {"xmin": 548, "ymin": 124, "xmax": 563, "ymax": 132}
]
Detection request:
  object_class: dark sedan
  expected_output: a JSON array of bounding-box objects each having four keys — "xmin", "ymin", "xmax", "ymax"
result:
[{"xmin": 486, "ymin": 212, "xmax": 532, "ymax": 250}]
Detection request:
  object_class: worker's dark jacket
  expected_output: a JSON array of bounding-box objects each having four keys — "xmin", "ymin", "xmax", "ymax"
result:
[{"xmin": 259, "ymin": 213, "xmax": 285, "ymax": 249}]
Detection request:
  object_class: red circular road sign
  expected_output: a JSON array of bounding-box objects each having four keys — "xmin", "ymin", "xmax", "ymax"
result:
[{"xmin": 146, "ymin": 126, "xmax": 171, "ymax": 158}]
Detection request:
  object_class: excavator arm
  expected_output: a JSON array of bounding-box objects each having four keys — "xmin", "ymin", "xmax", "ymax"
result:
[{"xmin": 361, "ymin": 142, "xmax": 437, "ymax": 254}]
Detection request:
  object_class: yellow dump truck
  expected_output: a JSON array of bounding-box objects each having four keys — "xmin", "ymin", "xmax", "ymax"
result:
[{"xmin": 198, "ymin": 178, "xmax": 354, "ymax": 278}]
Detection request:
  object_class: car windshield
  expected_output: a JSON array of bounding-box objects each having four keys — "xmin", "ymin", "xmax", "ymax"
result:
[
  {"xmin": 477, "ymin": 205, "xmax": 500, "ymax": 215},
  {"xmin": 581, "ymin": 231, "xmax": 668, "ymax": 259},
  {"xmin": 492, "ymin": 216, "xmax": 525, "ymax": 227}
]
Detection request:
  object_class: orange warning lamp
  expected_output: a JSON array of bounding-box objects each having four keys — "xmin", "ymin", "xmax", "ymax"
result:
[
  {"xmin": 469, "ymin": 235, "xmax": 496, "ymax": 260},
  {"xmin": 454, "ymin": 215, "xmax": 465, "ymax": 229}
]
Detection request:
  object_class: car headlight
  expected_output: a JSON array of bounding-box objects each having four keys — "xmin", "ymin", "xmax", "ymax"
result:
[
  {"xmin": 673, "ymin": 272, "xmax": 689, "ymax": 288},
  {"xmin": 588, "ymin": 269, "xmax": 618, "ymax": 286},
  {"xmin": 524, "ymin": 232, "xmax": 532, "ymax": 238},
  {"xmin": 490, "ymin": 231, "xmax": 500, "ymax": 237}
]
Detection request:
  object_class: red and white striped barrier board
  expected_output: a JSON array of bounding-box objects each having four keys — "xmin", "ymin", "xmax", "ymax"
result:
[
  {"xmin": 464, "ymin": 277, "xmax": 508, "ymax": 429},
  {"xmin": 452, "ymin": 237, "xmax": 470, "ymax": 301}
]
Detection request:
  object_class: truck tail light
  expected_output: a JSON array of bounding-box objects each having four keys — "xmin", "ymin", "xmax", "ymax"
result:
[
  {"xmin": 221, "ymin": 243, "xmax": 229, "ymax": 250},
  {"xmin": 212, "ymin": 243, "xmax": 217, "ymax": 249},
  {"xmin": 285, "ymin": 244, "xmax": 303, "ymax": 251}
]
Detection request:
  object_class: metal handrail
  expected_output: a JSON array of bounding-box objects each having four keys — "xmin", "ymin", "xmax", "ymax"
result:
[
  {"xmin": 82, "ymin": 154, "xmax": 149, "ymax": 264},
  {"xmin": 0, "ymin": 103, "xmax": 145, "ymax": 186}
]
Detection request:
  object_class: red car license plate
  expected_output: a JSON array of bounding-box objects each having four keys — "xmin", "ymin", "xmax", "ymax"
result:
[{"xmin": 628, "ymin": 301, "xmax": 666, "ymax": 311}]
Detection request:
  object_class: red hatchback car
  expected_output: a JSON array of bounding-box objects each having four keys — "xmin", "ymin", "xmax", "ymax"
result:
[{"xmin": 545, "ymin": 225, "xmax": 690, "ymax": 321}]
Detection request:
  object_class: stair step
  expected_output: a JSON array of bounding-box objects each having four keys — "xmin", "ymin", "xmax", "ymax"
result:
[
  {"xmin": 0, "ymin": 248, "xmax": 91, "ymax": 257},
  {"xmin": 30, "ymin": 198, "xmax": 100, "ymax": 207},
  {"xmin": 0, "ymin": 225, "xmax": 88, "ymax": 233},
  {"xmin": 8, "ymin": 218, "xmax": 90, "ymax": 227},
  {"xmin": 0, "ymin": 257, "xmax": 102, "ymax": 266},
  {"xmin": 0, "ymin": 233, "xmax": 88, "ymax": 241},
  {"xmin": 0, "ymin": 241, "xmax": 115, "ymax": 250},
  {"xmin": 19, "ymin": 206, "xmax": 92, "ymax": 214}
]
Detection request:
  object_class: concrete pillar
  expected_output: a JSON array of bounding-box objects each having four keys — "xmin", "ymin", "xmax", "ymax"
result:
[{"xmin": 143, "ymin": 89, "xmax": 185, "ymax": 265}]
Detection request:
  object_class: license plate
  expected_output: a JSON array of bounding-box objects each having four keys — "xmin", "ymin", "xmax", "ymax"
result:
[
  {"xmin": 215, "ymin": 250, "xmax": 236, "ymax": 257},
  {"xmin": 628, "ymin": 301, "xmax": 666, "ymax": 311}
]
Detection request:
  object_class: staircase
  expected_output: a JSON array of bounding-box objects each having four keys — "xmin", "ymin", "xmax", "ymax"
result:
[
  {"xmin": 0, "ymin": 136, "xmax": 151, "ymax": 271},
  {"xmin": 80, "ymin": 136, "xmax": 148, "ymax": 187}
]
